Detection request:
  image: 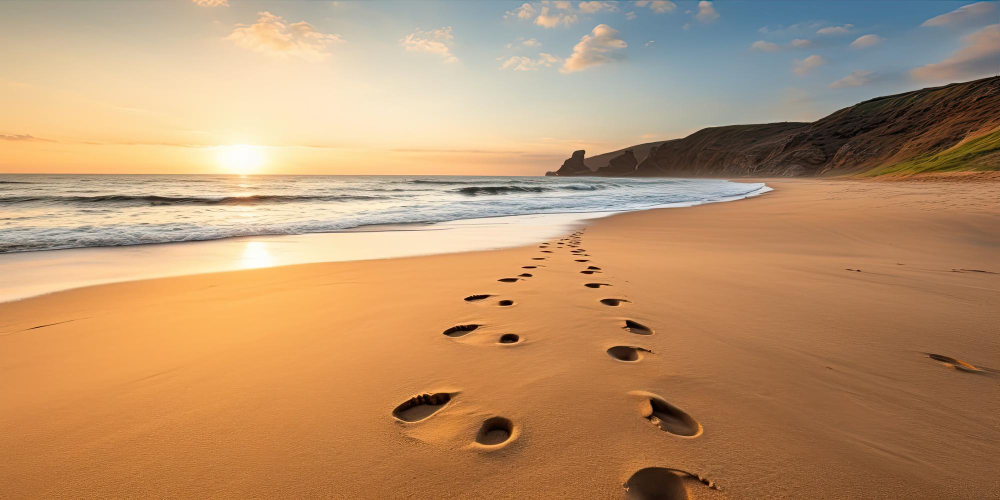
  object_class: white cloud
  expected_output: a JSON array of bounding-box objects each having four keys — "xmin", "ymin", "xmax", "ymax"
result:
[
  {"xmin": 561, "ymin": 24, "xmax": 627, "ymax": 73},
  {"xmin": 505, "ymin": 2, "xmax": 537, "ymax": 20},
  {"xmin": 500, "ymin": 53, "xmax": 561, "ymax": 71},
  {"xmin": 192, "ymin": 0, "xmax": 228, "ymax": 6},
  {"xmin": 816, "ymin": 24, "xmax": 853, "ymax": 35},
  {"xmin": 578, "ymin": 1, "xmax": 619, "ymax": 14},
  {"xmin": 922, "ymin": 2, "xmax": 998, "ymax": 27},
  {"xmin": 535, "ymin": 6, "xmax": 579, "ymax": 27},
  {"xmin": 695, "ymin": 1, "xmax": 719, "ymax": 23},
  {"xmin": 225, "ymin": 12, "xmax": 343, "ymax": 61},
  {"xmin": 645, "ymin": 40, "xmax": 655, "ymax": 47},
  {"xmin": 401, "ymin": 26, "xmax": 458, "ymax": 64},
  {"xmin": 830, "ymin": 69, "xmax": 874, "ymax": 88},
  {"xmin": 750, "ymin": 40, "xmax": 780, "ymax": 52},
  {"xmin": 793, "ymin": 54, "xmax": 827, "ymax": 75},
  {"xmin": 850, "ymin": 34, "xmax": 883, "ymax": 49},
  {"xmin": 911, "ymin": 24, "xmax": 1000, "ymax": 81},
  {"xmin": 523, "ymin": 38, "xmax": 542, "ymax": 47},
  {"xmin": 625, "ymin": 11, "xmax": 636, "ymax": 20},
  {"xmin": 634, "ymin": 1, "xmax": 677, "ymax": 14},
  {"xmin": 790, "ymin": 38, "xmax": 812, "ymax": 48}
]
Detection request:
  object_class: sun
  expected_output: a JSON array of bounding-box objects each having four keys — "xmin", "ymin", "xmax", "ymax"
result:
[{"xmin": 216, "ymin": 145, "xmax": 265, "ymax": 175}]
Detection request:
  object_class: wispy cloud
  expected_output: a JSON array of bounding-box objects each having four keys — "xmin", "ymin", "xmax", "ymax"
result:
[
  {"xmin": 750, "ymin": 38, "xmax": 812, "ymax": 52},
  {"xmin": 634, "ymin": 1, "xmax": 677, "ymax": 14},
  {"xmin": 192, "ymin": 0, "xmax": 228, "ymax": 6},
  {"xmin": 850, "ymin": 34, "xmax": 883, "ymax": 49},
  {"xmin": 225, "ymin": 12, "xmax": 343, "ymax": 61},
  {"xmin": 535, "ymin": 6, "xmax": 579, "ymax": 28},
  {"xmin": 792, "ymin": 54, "xmax": 827, "ymax": 75},
  {"xmin": 500, "ymin": 53, "xmax": 561, "ymax": 71},
  {"xmin": 816, "ymin": 24, "xmax": 853, "ymax": 35},
  {"xmin": 578, "ymin": 1, "xmax": 619, "ymax": 14},
  {"xmin": 505, "ymin": 37, "xmax": 541, "ymax": 49},
  {"xmin": 401, "ymin": 27, "xmax": 458, "ymax": 64},
  {"xmin": 561, "ymin": 24, "xmax": 627, "ymax": 73},
  {"xmin": 830, "ymin": 70, "xmax": 874, "ymax": 88},
  {"xmin": 922, "ymin": 2, "xmax": 997, "ymax": 28},
  {"xmin": 2, "ymin": 134, "xmax": 54, "ymax": 142},
  {"xmin": 911, "ymin": 24, "xmax": 1000, "ymax": 82}
]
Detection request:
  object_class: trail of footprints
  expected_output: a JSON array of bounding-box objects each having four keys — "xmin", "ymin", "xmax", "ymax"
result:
[{"xmin": 393, "ymin": 229, "xmax": 715, "ymax": 498}]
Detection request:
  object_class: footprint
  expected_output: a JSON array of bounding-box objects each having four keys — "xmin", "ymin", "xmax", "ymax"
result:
[
  {"xmin": 585, "ymin": 283, "xmax": 611, "ymax": 288},
  {"xmin": 532, "ymin": 257, "xmax": 547, "ymax": 261},
  {"xmin": 519, "ymin": 273, "xmax": 533, "ymax": 277},
  {"xmin": 600, "ymin": 298, "xmax": 630, "ymax": 306},
  {"xmin": 575, "ymin": 259, "xmax": 589, "ymax": 263},
  {"xmin": 443, "ymin": 324, "xmax": 480, "ymax": 337},
  {"xmin": 498, "ymin": 278, "xmax": 519, "ymax": 283},
  {"xmin": 624, "ymin": 467, "xmax": 718, "ymax": 500},
  {"xmin": 926, "ymin": 353, "xmax": 981, "ymax": 372},
  {"xmin": 541, "ymin": 250, "xmax": 553, "ymax": 254},
  {"xmin": 641, "ymin": 395, "xmax": 702, "ymax": 437},
  {"xmin": 587, "ymin": 266, "xmax": 601, "ymax": 270},
  {"xmin": 623, "ymin": 320, "xmax": 653, "ymax": 335},
  {"xmin": 607, "ymin": 346, "xmax": 651, "ymax": 362},
  {"xmin": 498, "ymin": 300, "xmax": 514, "ymax": 307},
  {"xmin": 475, "ymin": 417, "xmax": 516, "ymax": 446},
  {"xmin": 498, "ymin": 333, "xmax": 520, "ymax": 344},
  {"xmin": 392, "ymin": 393, "xmax": 455, "ymax": 422},
  {"xmin": 580, "ymin": 270, "xmax": 600, "ymax": 275},
  {"xmin": 464, "ymin": 294, "xmax": 492, "ymax": 302},
  {"xmin": 522, "ymin": 266, "xmax": 537, "ymax": 269}
]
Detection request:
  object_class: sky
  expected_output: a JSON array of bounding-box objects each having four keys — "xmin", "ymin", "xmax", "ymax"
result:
[{"xmin": 1, "ymin": 0, "xmax": 997, "ymax": 175}]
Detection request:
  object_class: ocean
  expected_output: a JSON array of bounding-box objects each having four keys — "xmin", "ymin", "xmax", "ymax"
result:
[{"xmin": 0, "ymin": 174, "xmax": 769, "ymax": 254}]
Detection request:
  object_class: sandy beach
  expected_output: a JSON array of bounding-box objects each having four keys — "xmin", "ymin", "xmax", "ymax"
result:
[{"xmin": 2, "ymin": 179, "xmax": 998, "ymax": 499}]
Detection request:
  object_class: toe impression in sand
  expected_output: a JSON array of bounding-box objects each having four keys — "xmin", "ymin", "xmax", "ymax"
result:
[
  {"xmin": 392, "ymin": 392, "xmax": 456, "ymax": 422},
  {"xmin": 631, "ymin": 391, "xmax": 702, "ymax": 437},
  {"xmin": 623, "ymin": 320, "xmax": 653, "ymax": 335}
]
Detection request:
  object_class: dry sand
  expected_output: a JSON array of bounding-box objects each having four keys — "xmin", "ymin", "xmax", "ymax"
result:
[{"xmin": 1, "ymin": 179, "xmax": 998, "ymax": 499}]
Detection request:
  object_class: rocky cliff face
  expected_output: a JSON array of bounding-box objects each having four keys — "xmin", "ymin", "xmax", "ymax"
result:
[
  {"xmin": 594, "ymin": 150, "xmax": 638, "ymax": 176},
  {"xmin": 551, "ymin": 77, "xmax": 1000, "ymax": 177},
  {"xmin": 550, "ymin": 150, "xmax": 591, "ymax": 176}
]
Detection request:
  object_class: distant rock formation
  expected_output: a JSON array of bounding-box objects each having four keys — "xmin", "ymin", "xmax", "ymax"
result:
[
  {"xmin": 547, "ymin": 76, "xmax": 1000, "ymax": 178},
  {"xmin": 552, "ymin": 150, "xmax": 592, "ymax": 176},
  {"xmin": 595, "ymin": 150, "xmax": 638, "ymax": 176}
]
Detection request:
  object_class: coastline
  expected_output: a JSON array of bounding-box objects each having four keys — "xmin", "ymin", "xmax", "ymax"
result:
[{"xmin": 2, "ymin": 179, "xmax": 998, "ymax": 498}]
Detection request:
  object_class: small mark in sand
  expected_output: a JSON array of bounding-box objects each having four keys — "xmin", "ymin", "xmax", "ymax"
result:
[
  {"xmin": 845, "ymin": 268, "xmax": 862, "ymax": 272},
  {"xmin": 587, "ymin": 266, "xmax": 601, "ymax": 270},
  {"xmin": 498, "ymin": 300, "xmax": 514, "ymax": 307},
  {"xmin": 498, "ymin": 333, "xmax": 520, "ymax": 344},
  {"xmin": 464, "ymin": 294, "xmax": 492, "ymax": 302},
  {"xmin": 951, "ymin": 268, "xmax": 997, "ymax": 274},
  {"xmin": 575, "ymin": 259, "xmax": 589, "ymax": 263},
  {"xmin": 475, "ymin": 417, "xmax": 516, "ymax": 446},
  {"xmin": 585, "ymin": 283, "xmax": 611, "ymax": 288},
  {"xmin": 519, "ymin": 273, "xmax": 533, "ymax": 278},
  {"xmin": 541, "ymin": 250, "xmax": 553, "ymax": 254},
  {"xmin": 498, "ymin": 278, "xmax": 519, "ymax": 283},
  {"xmin": 600, "ymin": 298, "xmax": 629, "ymax": 306},
  {"xmin": 623, "ymin": 320, "xmax": 653, "ymax": 335},
  {"xmin": 443, "ymin": 324, "xmax": 480, "ymax": 337},
  {"xmin": 580, "ymin": 270, "xmax": 600, "ymax": 275},
  {"xmin": 522, "ymin": 266, "xmax": 537, "ymax": 269},
  {"xmin": 532, "ymin": 257, "xmax": 546, "ymax": 261},
  {"xmin": 926, "ymin": 353, "xmax": 981, "ymax": 372},
  {"xmin": 392, "ymin": 392, "xmax": 455, "ymax": 422}
]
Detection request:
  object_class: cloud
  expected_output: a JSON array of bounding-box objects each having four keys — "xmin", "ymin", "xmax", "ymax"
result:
[
  {"xmin": 830, "ymin": 70, "xmax": 874, "ymax": 88},
  {"xmin": 922, "ymin": 2, "xmax": 998, "ymax": 28},
  {"xmin": 225, "ymin": 12, "xmax": 343, "ymax": 61},
  {"xmin": 790, "ymin": 38, "xmax": 812, "ymax": 48},
  {"xmin": 506, "ymin": 37, "xmax": 541, "ymax": 49},
  {"xmin": 911, "ymin": 24, "xmax": 1000, "ymax": 82},
  {"xmin": 505, "ymin": 2, "xmax": 537, "ymax": 20},
  {"xmin": 192, "ymin": 0, "xmax": 228, "ymax": 6},
  {"xmin": 500, "ymin": 53, "xmax": 561, "ymax": 71},
  {"xmin": 401, "ymin": 27, "xmax": 458, "ymax": 63},
  {"xmin": 750, "ymin": 40, "xmax": 780, "ymax": 52},
  {"xmin": 645, "ymin": 40, "xmax": 655, "ymax": 47},
  {"xmin": 561, "ymin": 24, "xmax": 627, "ymax": 73},
  {"xmin": 816, "ymin": 24, "xmax": 853, "ymax": 35},
  {"xmin": 535, "ymin": 6, "xmax": 579, "ymax": 27},
  {"xmin": 695, "ymin": 1, "xmax": 719, "ymax": 23},
  {"xmin": 793, "ymin": 54, "xmax": 827, "ymax": 75},
  {"xmin": 523, "ymin": 38, "xmax": 542, "ymax": 47},
  {"xmin": 2, "ymin": 134, "xmax": 53, "ymax": 142},
  {"xmin": 578, "ymin": 1, "xmax": 619, "ymax": 14},
  {"xmin": 850, "ymin": 34, "xmax": 883, "ymax": 49},
  {"xmin": 634, "ymin": 1, "xmax": 677, "ymax": 14},
  {"xmin": 625, "ymin": 11, "xmax": 636, "ymax": 20}
]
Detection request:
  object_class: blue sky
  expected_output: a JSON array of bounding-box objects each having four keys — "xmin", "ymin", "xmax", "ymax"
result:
[{"xmin": 1, "ymin": 1, "xmax": 997, "ymax": 174}]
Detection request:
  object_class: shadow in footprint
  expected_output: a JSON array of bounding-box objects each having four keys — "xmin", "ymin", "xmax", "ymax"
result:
[
  {"xmin": 541, "ymin": 250, "xmax": 553, "ymax": 254},
  {"xmin": 624, "ymin": 467, "xmax": 718, "ymax": 500},
  {"xmin": 498, "ymin": 278, "xmax": 519, "ymax": 283},
  {"xmin": 575, "ymin": 259, "xmax": 589, "ymax": 263},
  {"xmin": 600, "ymin": 298, "xmax": 630, "ymax": 306},
  {"xmin": 443, "ymin": 324, "xmax": 480, "ymax": 337},
  {"xmin": 532, "ymin": 257, "xmax": 547, "ymax": 261},
  {"xmin": 522, "ymin": 266, "xmax": 537, "ymax": 269},
  {"xmin": 624, "ymin": 320, "xmax": 653, "ymax": 335},
  {"xmin": 607, "ymin": 346, "xmax": 651, "ymax": 362},
  {"xmin": 498, "ymin": 300, "xmax": 514, "ymax": 307},
  {"xmin": 392, "ymin": 393, "xmax": 454, "ymax": 422},
  {"xmin": 475, "ymin": 417, "xmax": 515, "ymax": 446},
  {"xmin": 643, "ymin": 395, "xmax": 701, "ymax": 437},
  {"xmin": 519, "ymin": 273, "xmax": 533, "ymax": 277},
  {"xmin": 585, "ymin": 283, "xmax": 611, "ymax": 288},
  {"xmin": 464, "ymin": 294, "xmax": 492, "ymax": 302},
  {"xmin": 581, "ymin": 270, "xmax": 600, "ymax": 275},
  {"xmin": 498, "ymin": 333, "xmax": 520, "ymax": 344},
  {"xmin": 587, "ymin": 266, "xmax": 601, "ymax": 270}
]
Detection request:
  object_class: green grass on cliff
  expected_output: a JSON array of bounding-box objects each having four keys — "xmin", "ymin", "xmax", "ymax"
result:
[{"xmin": 861, "ymin": 130, "xmax": 1000, "ymax": 177}]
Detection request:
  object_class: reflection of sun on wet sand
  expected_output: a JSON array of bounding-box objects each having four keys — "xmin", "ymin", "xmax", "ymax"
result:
[{"xmin": 1, "ymin": 179, "xmax": 999, "ymax": 498}]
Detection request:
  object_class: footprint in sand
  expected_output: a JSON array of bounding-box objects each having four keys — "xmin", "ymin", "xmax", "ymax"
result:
[
  {"xmin": 926, "ymin": 353, "xmax": 982, "ymax": 372},
  {"xmin": 585, "ymin": 283, "xmax": 611, "ymax": 288},
  {"xmin": 498, "ymin": 278, "xmax": 520, "ymax": 283},
  {"xmin": 600, "ymin": 298, "xmax": 630, "ymax": 306},
  {"xmin": 635, "ymin": 393, "xmax": 702, "ymax": 437},
  {"xmin": 532, "ymin": 257, "xmax": 547, "ymax": 261},
  {"xmin": 392, "ymin": 393, "xmax": 455, "ymax": 422},
  {"xmin": 624, "ymin": 467, "xmax": 719, "ymax": 499},
  {"xmin": 580, "ymin": 270, "xmax": 601, "ymax": 275},
  {"xmin": 575, "ymin": 259, "xmax": 589, "ymax": 263},
  {"xmin": 464, "ymin": 294, "xmax": 492, "ymax": 302},
  {"xmin": 498, "ymin": 300, "xmax": 514, "ymax": 307},
  {"xmin": 498, "ymin": 333, "xmax": 520, "ymax": 344},
  {"xmin": 519, "ymin": 273, "xmax": 533, "ymax": 278},
  {"xmin": 522, "ymin": 266, "xmax": 538, "ymax": 269},
  {"xmin": 623, "ymin": 320, "xmax": 653, "ymax": 335},
  {"xmin": 443, "ymin": 324, "xmax": 480, "ymax": 337},
  {"xmin": 475, "ymin": 417, "xmax": 517, "ymax": 447},
  {"xmin": 607, "ymin": 346, "xmax": 652, "ymax": 362},
  {"xmin": 587, "ymin": 266, "xmax": 601, "ymax": 270},
  {"xmin": 541, "ymin": 250, "xmax": 553, "ymax": 254}
]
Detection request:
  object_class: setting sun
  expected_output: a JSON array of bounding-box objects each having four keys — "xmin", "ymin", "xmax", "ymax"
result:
[{"xmin": 216, "ymin": 145, "xmax": 265, "ymax": 175}]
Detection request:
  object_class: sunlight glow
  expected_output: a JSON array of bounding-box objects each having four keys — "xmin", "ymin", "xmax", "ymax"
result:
[{"xmin": 216, "ymin": 145, "xmax": 265, "ymax": 175}]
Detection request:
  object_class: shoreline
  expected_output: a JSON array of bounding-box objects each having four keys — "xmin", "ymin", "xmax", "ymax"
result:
[{"xmin": 2, "ymin": 179, "xmax": 998, "ymax": 498}]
